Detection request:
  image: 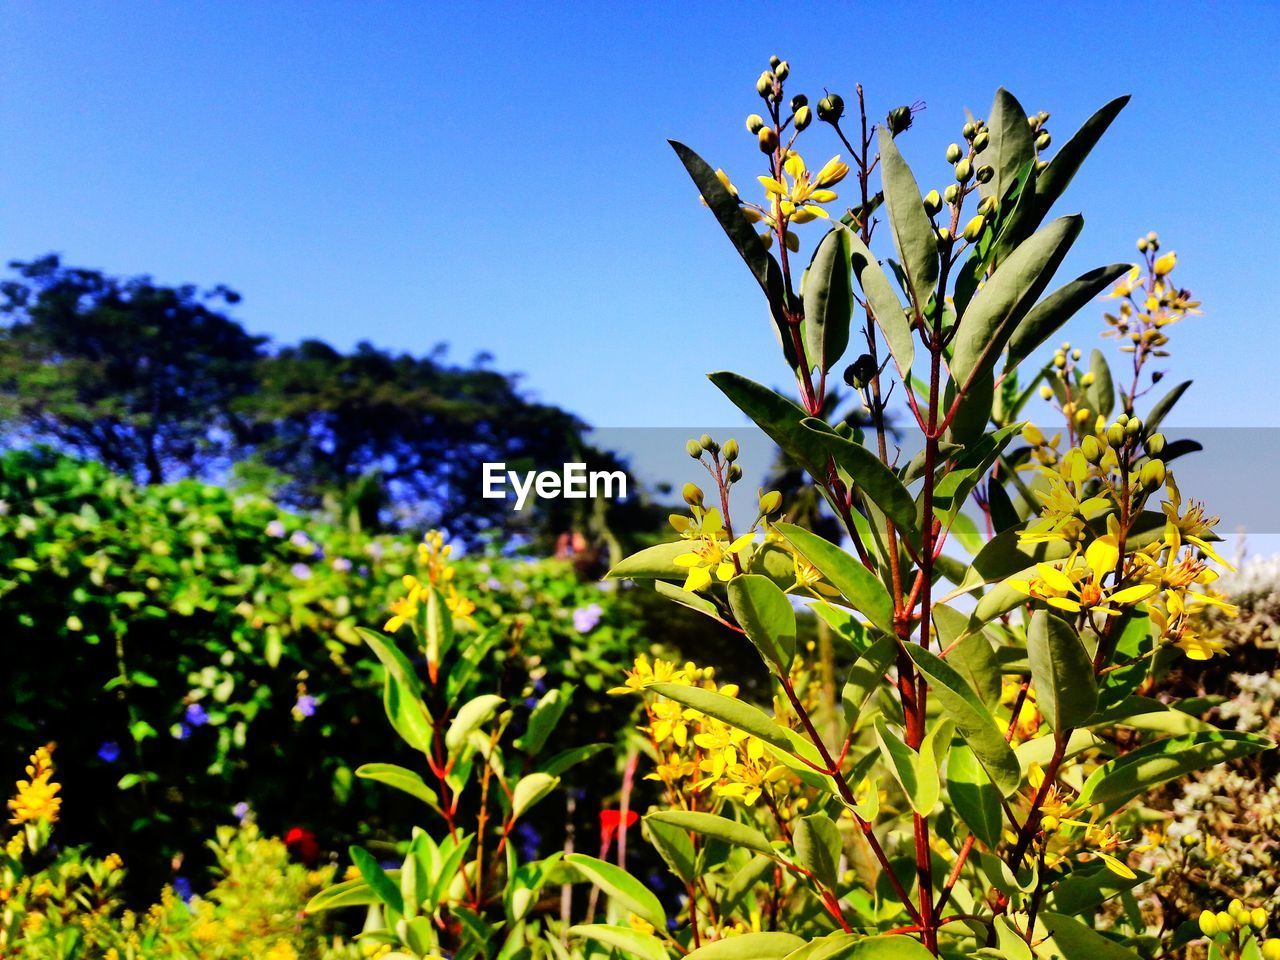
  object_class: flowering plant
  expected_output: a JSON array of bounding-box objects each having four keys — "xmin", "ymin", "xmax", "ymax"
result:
[{"xmin": 600, "ymin": 59, "xmax": 1274, "ymax": 959}]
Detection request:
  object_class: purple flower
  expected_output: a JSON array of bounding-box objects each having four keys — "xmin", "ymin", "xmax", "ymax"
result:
[
  {"xmin": 294, "ymin": 694, "xmax": 317, "ymax": 718},
  {"xmin": 173, "ymin": 876, "xmax": 192, "ymax": 901},
  {"xmin": 332, "ymin": 557, "xmax": 352, "ymax": 573},
  {"xmin": 232, "ymin": 801, "xmax": 251, "ymax": 823},
  {"xmin": 97, "ymin": 741, "xmax": 121, "ymax": 763},
  {"xmin": 184, "ymin": 703, "xmax": 209, "ymax": 727},
  {"xmin": 573, "ymin": 603, "xmax": 604, "ymax": 634},
  {"xmin": 289, "ymin": 530, "xmax": 312, "ymax": 549},
  {"xmin": 174, "ymin": 723, "xmax": 191, "ymax": 740},
  {"xmin": 266, "ymin": 520, "xmax": 286, "ymax": 538},
  {"xmin": 290, "ymin": 562, "xmax": 312, "ymax": 580}
]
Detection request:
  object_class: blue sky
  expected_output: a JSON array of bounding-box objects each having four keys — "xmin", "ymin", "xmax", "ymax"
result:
[{"xmin": 2, "ymin": 1, "xmax": 1278, "ymax": 434}]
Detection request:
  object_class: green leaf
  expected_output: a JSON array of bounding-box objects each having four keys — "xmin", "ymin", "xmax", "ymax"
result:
[
  {"xmin": 647, "ymin": 810, "xmax": 775, "ymax": 858},
  {"xmin": 515, "ymin": 685, "xmax": 574, "ymax": 755},
  {"xmin": 511, "ymin": 772, "xmax": 559, "ymax": 820},
  {"xmin": 951, "ymin": 216, "xmax": 1083, "ymax": 390},
  {"xmin": 842, "ymin": 635, "xmax": 897, "ymax": 726},
  {"xmin": 846, "ymin": 229, "xmax": 913, "ymax": 377},
  {"xmin": 773, "ymin": 522, "xmax": 895, "ymax": 636},
  {"xmin": 644, "ymin": 816, "xmax": 697, "ymax": 883},
  {"xmin": 1034, "ymin": 96, "xmax": 1130, "ymax": 216},
  {"xmin": 799, "ymin": 423, "xmax": 919, "ymax": 539},
  {"xmin": 357, "ymin": 627, "xmax": 423, "ymax": 696},
  {"xmin": 1004, "ymin": 264, "xmax": 1131, "ymax": 372},
  {"xmin": 355, "ymin": 763, "xmax": 440, "ymax": 810},
  {"xmin": 540, "ymin": 743, "xmax": 609, "ymax": 777},
  {"xmin": 687, "ymin": 932, "xmax": 805, "ymax": 959},
  {"xmin": 606, "ymin": 541, "xmax": 690, "ymax": 582},
  {"xmin": 728, "ymin": 574, "xmax": 797, "ymax": 672},
  {"xmin": 947, "ymin": 744, "xmax": 1003, "ymax": 849},
  {"xmin": 793, "ymin": 813, "xmax": 841, "ymax": 887},
  {"xmin": 646, "ymin": 681, "xmax": 823, "ymax": 768},
  {"xmin": 565, "ymin": 853, "xmax": 666, "ymax": 930},
  {"xmin": 1040, "ymin": 911, "xmax": 1144, "ymax": 959},
  {"xmin": 877, "ymin": 128, "xmax": 938, "ymax": 309},
  {"xmin": 305, "ymin": 875, "xmax": 383, "ymax": 913},
  {"xmin": 902, "ymin": 644, "xmax": 1021, "ymax": 795},
  {"xmin": 446, "ymin": 694, "xmax": 504, "ymax": 752},
  {"xmin": 383, "ymin": 674, "xmax": 433, "ymax": 754},
  {"xmin": 803, "ymin": 224, "xmax": 854, "ymax": 374},
  {"xmin": 1144, "ymin": 380, "xmax": 1191, "ymax": 435},
  {"xmin": 350, "ymin": 846, "xmax": 404, "ymax": 916},
  {"xmin": 981, "ymin": 88, "xmax": 1036, "ymax": 206},
  {"xmin": 1087, "ymin": 348, "xmax": 1115, "ymax": 419},
  {"xmin": 1050, "ymin": 861, "xmax": 1146, "ymax": 915},
  {"xmin": 932, "ymin": 604, "xmax": 1001, "ymax": 708},
  {"xmin": 569, "ymin": 924, "xmax": 669, "ymax": 960},
  {"xmin": 1080, "ymin": 731, "xmax": 1271, "ymax": 813},
  {"xmin": 708, "ymin": 371, "xmax": 827, "ymax": 475},
  {"xmin": 875, "ymin": 717, "xmax": 939, "ymax": 815},
  {"xmin": 1028, "ymin": 611, "xmax": 1097, "ymax": 732},
  {"xmin": 785, "ymin": 933, "xmax": 936, "ymax": 959}
]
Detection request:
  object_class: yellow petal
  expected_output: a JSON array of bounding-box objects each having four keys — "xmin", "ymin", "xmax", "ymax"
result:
[
  {"xmin": 757, "ymin": 176, "xmax": 787, "ymax": 196},
  {"xmin": 1109, "ymin": 583, "xmax": 1156, "ymax": 604},
  {"xmin": 1035, "ymin": 563, "xmax": 1076, "ymax": 594},
  {"xmin": 1047, "ymin": 597, "xmax": 1083, "ymax": 613},
  {"xmin": 716, "ymin": 562, "xmax": 736, "ymax": 581},
  {"xmin": 1096, "ymin": 851, "xmax": 1137, "ymax": 880},
  {"xmin": 783, "ymin": 153, "xmax": 806, "ymax": 179},
  {"xmin": 1085, "ymin": 536, "xmax": 1120, "ymax": 578},
  {"xmin": 673, "ymin": 553, "xmax": 701, "ymax": 567},
  {"xmin": 683, "ymin": 567, "xmax": 713, "ymax": 592}
]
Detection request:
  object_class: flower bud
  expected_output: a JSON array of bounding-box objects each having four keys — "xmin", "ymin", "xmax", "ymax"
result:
[
  {"xmin": 746, "ymin": 113, "xmax": 766, "ymax": 134},
  {"xmin": 1041, "ymin": 814, "xmax": 1059, "ymax": 833},
  {"xmin": 757, "ymin": 71, "xmax": 775, "ymax": 97},
  {"xmin": 1035, "ymin": 158, "xmax": 1050, "ymax": 173},
  {"xmin": 963, "ymin": 215, "xmax": 985, "ymax": 242},
  {"xmin": 886, "ymin": 105, "xmax": 913, "ymax": 135},
  {"xmin": 1125, "ymin": 417, "xmax": 1143, "ymax": 437},
  {"xmin": 1251, "ymin": 907, "xmax": 1267, "ymax": 929},
  {"xmin": 1263, "ymin": 940, "xmax": 1280, "ymax": 960},
  {"xmin": 962, "ymin": 121, "xmax": 976, "ymax": 139},
  {"xmin": 1106, "ymin": 423, "xmax": 1126, "ymax": 446},
  {"xmin": 817, "ymin": 93, "xmax": 844, "ymax": 123},
  {"xmin": 975, "ymin": 164, "xmax": 994, "ymax": 184},
  {"xmin": 769, "ymin": 55, "xmax": 781, "ymax": 68},
  {"xmin": 954, "ymin": 158, "xmax": 972, "ymax": 182},
  {"xmin": 1140, "ymin": 459, "xmax": 1166, "ymax": 490},
  {"xmin": 790, "ymin": 94, "xmax": 808, "ymax": 111},
  {"xmin": 1199, "ymin": 910, "xmax": 1220, "ymax": 937},
  {"xmin": 759, "ymin": 490, "xmax": 783, "ymax": 515},
  {"xmin": 794, "ymin": 105, "xmax": 812, "ymax": 131},
  {"xmin": 923, "ymin": 189, "xmax": 942, "ymax": 215},
  {"xmin": 1022, "ymin": 423, "xmax": 1045, "ymax": 446},
  {"xmin": 936, "ymin": 226, "xmax": 952, "ymax": 244},
  {"xmin": 943, "ymin": 184, "xmax": 959, "ymax": 204},
  {"xmin": 946, "ymin": 142, "xmax": 963, "ymax": 163},
  {"xmin": 686, "ymin": 439, "xmax": 703, "ymax": 459},
  {"xmin": 727, "ymin": 463, "xmax": 743, "ymax": 483},
  {"xmin": 682, "ymin": 482, "xmax": 704, "ymax": 507},
  {"xmin": 1081, "ymin": 436, "xmax": 1103, "ymax": 463},
  {"xmin": 1080, "ymin": 371, "xmax": 1095, "ymax": 387},
  {"xmin": 699, "ymin": 434, "xmax": 717, "ymax": 453},
  {"xmin": 977, "ymin": 196, "xmax": 998, "ymax": 217},
  {"xmin": 774, "ymin": 60, "xmax": 789, "ymax": 81},
  {"xmin": 973, "ymin": 130, "xmax": 990, "ymax": 152},
  {"xmin": 1218, "ymin": 912, "xmax": 1236, "ymax": 933},
  {"xmin": 1147, "ymin": 230, "xmax": 1160, "ymax": 247},
  {"xmin": 1230, "ymin": 899, "xmax": 1247, "ymax": 920},
  {"xmin": 1039, "ymin": 385, "xmax": 1053, "ymax": 400},
  {"xmin": 758, "ymin": 127, "xmax": 779, "ymax": 153},
  {"xmin": 1035, "ymin": 132, "xmax": 1052, "ymax": 151},
  {"xmin": 1137, "ymin": 237, "xmax": 1149, "ymax": 253},
  {"xmin": 723, "ymin": 438, "xmax": 740, "ymax": 462},
  {"xmin": 843, "ymin": 353, "xmax": 877, "ymax": 390},
  {"xmin": 1053, "ymin": 352, "xmax": 1066, "ymax": 369},
  {"xmin": 1145, "ymin": 433, "xmax": 1167, "ymax": 457}
]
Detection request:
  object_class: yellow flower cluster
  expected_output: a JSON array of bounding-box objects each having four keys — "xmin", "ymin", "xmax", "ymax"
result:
[
  {"xmin": 1026, "ymin": 763, "xmax": 1134, "ymax": 879},
  {"xmin": 7, "ymin": 744, "xmax": 61, "ymax": 825},
  {"xmin": 1198, "ymin": 898, "xmax": 1274, "ymax": 956},
  {"xmin": 1104, "ymin": 233, "xmax": 1200, "ymax": 363},
  {"xmin": 384, "ymin": 530, "xmax": 476, "ymax": 631},
  {"xmin": 611, "ymin": 656, "xmax": 790, "ymax": 808},
  {"xmin": 670, "ymin": 506, "xmax": 755, "ymax": 592}
]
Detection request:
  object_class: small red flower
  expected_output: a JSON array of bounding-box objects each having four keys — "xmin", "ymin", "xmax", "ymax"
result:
[
  {"xmin": 284, "ymin": 826, "xmax": 320, "ymax": 866},
  {"xmin": 599, "ymin": 809, "xmax": 638, "ymax": 849}
]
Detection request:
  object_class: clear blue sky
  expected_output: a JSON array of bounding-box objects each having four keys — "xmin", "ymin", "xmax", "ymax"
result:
[{"xmin": 2, "ymin": 1, "xmax": 1278, "ymax": 432}]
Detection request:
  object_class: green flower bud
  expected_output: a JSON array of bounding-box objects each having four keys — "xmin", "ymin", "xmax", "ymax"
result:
[
  {"xmin": 727, "ymin": 463, "xmax": 743, "ymax": 483},
  {"xmin": 943, "ymin": 184, "xmax": 959, "ymax": 204},
  {"xmin": 758, "ymin": 490, "xmax": 783, "ymax": 516},
  {"xmin": 1081, "ymin": 436, "xmax": 1103, "ymax": 463},
  {"xmin": 790, "ymin": 93, "xmax": 808, "ymax": 111},
  {"xmin": 1053, "ymin": 352, "xmax": 1067, "ymax": 369},
  {"xmin": 1145, "ymin": 433, "xmax": 1167, "ymax": 457},
  {"xmin": 686, "ymin": 439, "xmax": 703, "ymax": 458},
  {"xmin": 977, "ymin": 196, "xmax": 998, "ymax": 216},
  {"xmin": 1080, "ymin": 371, "xmax": 1095, "ymax": 387},
  {"xmin": 1137, "ymin": 237, "xmax": 1149, "ymax": 253},
  {"xmin": 954, "ymin": 158, "xmax": 972, "ymax": 182},
  {"xmin": 758, "ymin": 127, "xmax": 779, "ymax": 153},
  {"xmin": 746, "ymin": 113, "xmax": 766, "ymax": 134},
  {"xmin": 1230, "ymin": 899, "xmax": 1247, "ymax": 920},
  {"xmin": 1107, "ymin": 423, "xmax": 1126, "ymax": 446},
  {"xmin": 769, "ymin": 55, "xmax": 781, "ymax": 68},
  {"xmin": 817, "ymin": 93, "xmax": 844, "ymax": 123},
  {"xmin": 723, "ymin": 438, "xmax": 740, "ymax": 462},
  {"xmin": 973, "ymin": 129, "xmax": 990, "ymax": 152},
  {"xmin": 1126, "ymin": 417, "xmax": 1143, "ymax": 437},
  {"xmin": 963, "ymin": 215, "xmax": 985, "ymax": 242},
  {"xmin": 1140, "ymin": 459, "xmax": 1166, "ymax": 490},
  {"xmin": 757, "ymin": 71, "xmax": 775, "ymax": 97},
  {"xmin": 886, "ymin": 105, "xmax": 913, "ymax": 135},
  {"xmin": 975, "ymin": 164, "xmax": 994, "ymax": 184},
  {"xmin": 923, "ymin": 189, "xmax": 942, "ymax": 215},
  {"xmin": 1035, "ymin": 131, "xmax": 1052, "ymax": 151},
  {"xmin": 936, "ymin": 226, "xmax": 952, "ymax": 244},
  {"xmin": 699, "ymin": 434, "xmax": 716, "ymax": 453},
  {"xmin": 1039, "ymin": 385, "xmax": 1053, "ymax": 400},
  {"xmin": 682, "ymin": 482, "xmax": 704, "ymax": 507},
  {"xmin": 1199, "ymin": 910, "xmax": 1220, "ymax": 937},
  {"xmin": 794, "ymin": 105, "xmax": 812, "ymax": 131},
  {"xmin": 962, "ymin": 121, "xmax": 976, "ymax": 140},
  {"xmin": 1147, "ymin": 230, "xmax": 1160, "ymax": 247},
  {"xmin": 946, "ymin": 142, "xmax": 963, "ymax": 163},
  {"xmin": 1035, "ymin": 158, "xmax": 1050, "ymax": 173},
  {"xmin": 774, "ymin": 60, "xmax": 789, "ymax": 81},
  {"xmin": 1071, "ymin": 348, "xmax": 1081, "ymax": 361}
]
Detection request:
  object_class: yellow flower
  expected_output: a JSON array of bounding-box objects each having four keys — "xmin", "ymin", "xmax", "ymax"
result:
[
  {"xmin": 649, "ymin": 699, "xmax": 695, "ymax": 748},
  {"xmin": 1019, "ymin": 450, "xmax": 1111, "ymax": 547},
  {"xmin": 265, "ymin": 942, "xmax": 298, "ymax": 960},
  {"xmin": 8, "ymin": 744, "xmax": 61, "ymax": 825},
  {"xmin": 672, "ymin": 508, "xmax": 754, "ymax": 592},
  {"xmin": 791, "ymin": 553, "xmax": 840, "ymax": 597},
  {"xmin": 608, "ymin": 655, "xmax": 691, "ymax": 695},
  {"xmin": 628, "ymin": 914, "xmax": 656, "ymax": 935},
  {"xmin": 757, "ymin": 153, "xmax": 848, "ymax": 223},
  {"xmin": 1010, "ymin": 523, "xmax": 1155, "ymax": 616},
  {"xmin": 1160, "ymin": 473, "xmax": 1229, "ymax": 567},
  {"xmin": 1152, "ymin": 251, "xmax": 1176, "ymax": 276},
  {"xmin": 1149, "ymin": 590, "xmax": 1230, "ymax": 661}
]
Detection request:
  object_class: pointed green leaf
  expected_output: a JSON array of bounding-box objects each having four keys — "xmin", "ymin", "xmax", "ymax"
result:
[
  {"xmin": 688, "ymin": 932, "xmax": 806, "ymax": 959},
  {"xmin": 875, "ymin": 717, "xmax": 939, "ymax": 815},
  {"xmin": 728, "ymin": 574, "xmax": 797, "ymax": 672},
  {"xmin": 606, "ymin": 540, "xmax": 691, "ymax": 581},
  {"xmin": 1144, "ymin": 380, "xmax": 1191, "ymax": 435},
  {"xmin": 842, "ymin": 635, "xmax": 897, "ymax": 726},
  {"xmin": 1034, "ymin": 96, "xmax": 1130, "ymax": 216},
  {"xmin": 1028, "ymin": 611, "xmax": 1097, "ymax": 732},
  {"xmin": 709, "ymin": 371, "xmax": 826, "ymax": 475},
  {"xmin": 512, "ymin": 772, "xmax": 559, "ymax": 820},
  {"xmin": 565, "ymin": 853, "xmax": 666, "ymax": 930},
  {"xmin": 647, "ymin": 681, "xmax": 822, "ymax": 767},
  {"xmin": 877, "ymin": 127, "xmax": 938, "ymax": 309},
  {"xmin": 794, "ymin": 813, "xmax": 842, "ymax": 887},
  {"xmin": 933, "ymin": 604, "xmax": 1001, "ymax": 708},
  {"xmin": 1087, "ymin": 348, "xmax": 1115, "ymax": 419},
  {"xmin": 1040, "ymin": 911, "xmax": 1144, "ymax": 960},
  {"xmin": 355, "ymin": 763, "xmax": 440, "ymax": 810},
  {"xmin": 804, "ymin": 224, "xmax": 854, "ymax": 374},
  {"xmin": 647, "ymin": 810, "xmax": 775, "ymax": 858},
  {"xmin": 947, "ymin": 744, "xmax": 1003, "ymax": 849},
  {"xmin": 847, "ymin": 229, "xmax": 913, "ymax": 377},
  {"xmin": 350, "ymin": 846, "xmax": 404, "ymax": 916},
  {"xmin": 446, "ymin": 694, "xmax": 504, "ymax": 752},
  {"xmin": 569, "ymin": 924, "xmax": 669, "ymax": 960},
  {"xmin": 799, "ymin": 421, "xmax": 919, "ymax": 539},
  {"xmin": 515, "ymin": 685, "xmax": 574, "ymax": 755},
  {"xmin": 981, "ymin": 88, "xmax": 1036, "ymax": 205},
  {"xmin": 1005, "ymin": 264, "xmax": 1131, "ymax": 371}
]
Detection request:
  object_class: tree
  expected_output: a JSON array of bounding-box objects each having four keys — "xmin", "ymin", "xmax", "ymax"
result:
[{"xmin": 0, "ymin": 255, "xmax": 265, "ymax": 482}]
